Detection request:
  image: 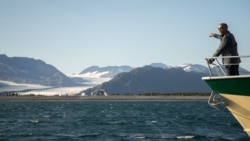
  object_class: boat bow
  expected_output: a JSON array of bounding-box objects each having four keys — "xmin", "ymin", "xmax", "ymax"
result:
[{"xmin": 202, "ymin": 56, "xmax": 250, "ymax": 136}]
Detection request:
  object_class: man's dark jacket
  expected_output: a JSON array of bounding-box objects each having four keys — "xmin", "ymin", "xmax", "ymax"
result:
[{"xmin": 212, "ymin": 31, "xmax": 240, "ymax": 66}]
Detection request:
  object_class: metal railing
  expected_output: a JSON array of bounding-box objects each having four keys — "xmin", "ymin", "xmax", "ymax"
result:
[
  {"xmin": 204, "ymin": 55, "xmax": 250, "ymax": 109},
  {"xmin": 205, "ymin": 55, "xmax": 250, "ymax": 77}
]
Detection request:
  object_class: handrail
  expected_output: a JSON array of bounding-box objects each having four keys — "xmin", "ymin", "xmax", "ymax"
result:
[
  {"xmin": 205, "ymin": 55, "xmax": 250, "ymax": 77},
  {"xmin": 205, "ymin": 55, "xmax": 250, "ymax": 59}
]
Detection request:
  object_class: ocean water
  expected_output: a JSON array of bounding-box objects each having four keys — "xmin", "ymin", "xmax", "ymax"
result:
[{"xmin": 0, "ymin": 100, "xmax": 249, "ymax": 141}]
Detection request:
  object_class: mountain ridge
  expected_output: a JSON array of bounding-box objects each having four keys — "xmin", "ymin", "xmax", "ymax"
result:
[
  {"xmin": 0, "ymin": 54, "xmax": 78, "ymax": 87},
  {"xmin": 79, "ymin": 65, "xmax": 133, "ymax": 78},
  {"xmin": 83, "ymin": 66, "xmax": 211, "ymax": 95},
  {"xmin": 78, "ymin": 63, "xmax": 209, "ymax": 79},
  {"xmin": 2, "ymin": 54, "xmax": 248, "ymax": 96}
]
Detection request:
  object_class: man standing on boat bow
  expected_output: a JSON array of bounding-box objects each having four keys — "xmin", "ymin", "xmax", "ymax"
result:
[{"xmin": 209, "ymin": 23, "xmax": 241, "ymax": 75}]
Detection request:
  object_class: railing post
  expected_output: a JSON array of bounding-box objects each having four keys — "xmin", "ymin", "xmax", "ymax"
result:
[{"xmin": 205, "ymin": 58, "xmax": 213, "ymax": 77}]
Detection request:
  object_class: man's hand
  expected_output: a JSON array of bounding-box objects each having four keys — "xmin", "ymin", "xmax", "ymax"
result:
[
  {"xmin": 209, "ymin": 33, "xmax": 215, "ymax": 37},
  {"xmin": 208, "ymin": 59, "xmax": 215, "ymax": 64}
]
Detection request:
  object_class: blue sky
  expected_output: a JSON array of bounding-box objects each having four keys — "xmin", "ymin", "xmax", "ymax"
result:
[{"xmin": 1, "ymin": 0, "xmax": 250, "ymax": 74}]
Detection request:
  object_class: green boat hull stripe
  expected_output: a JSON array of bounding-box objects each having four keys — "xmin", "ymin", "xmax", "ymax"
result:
[{"xmin": 203, "ymin": 77, "xmax": 250, "ymax": 96}]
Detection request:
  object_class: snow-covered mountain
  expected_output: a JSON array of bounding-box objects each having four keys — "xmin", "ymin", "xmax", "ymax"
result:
[
  {"xmin": 68, "ymin": 65, "xmax": 133, "ymax": 87},
  {"xmin": 0, "ymin": 54, "xmax": 210, "ymax": 96},
  {"xmin": 79, "ymin": 65, "xmax": 133, "ymax": 78},
  {"xmin": 69, "ymin": 63, "xmax": 209, "ymax": 87},
  {"xmin": 78, "ymin": 63, "xmax": 208, "ymax": 78},
  {"xmin": 147, "ymin": 63, "xmax": 208, "ymax": 73},
  {"xmin": 149, "ymin": 63, "xmax": 208, "ymax": 73},
  {"xmin": 173, "ymin": 63, "xmax": 208, "ymax": 73},
  {"xmin": 0, "ymin": 54, "xmax": 77, "ymax": 87},
  {"xmin": 149, "ymin": 63, "xmax": 168, "ymax": 69},
  {"xmin": 84, "ymin": 65, "xmax": 211, "ymax": 95}
]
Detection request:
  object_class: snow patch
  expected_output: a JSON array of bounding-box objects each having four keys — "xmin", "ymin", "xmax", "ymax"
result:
[
  {"xmin": 0, "ymin": 80, "xmax": 89, "ymax": 96},
  {"xmin": 68, "ymin": 72, "xmax": 112, "ymax": 86},
  {"xmin": 174, "ymin": 63, "xmax": 208, "ymax": 73},
  {"xmin": 18, "ymin": 86, "xmax": 89, "ymax": 96},
  {"xmin": 0, "ymin": 80, "xmax": 50, "ymax": 92}
]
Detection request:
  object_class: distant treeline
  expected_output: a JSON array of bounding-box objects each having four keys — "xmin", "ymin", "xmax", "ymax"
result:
[
  {"xmin": 1, "ymin": 92, "xmax": 211, "ymax": 96},
  {"xmin": 109, "ymin": 92, "xmax": 210, "ymax": 96}
]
